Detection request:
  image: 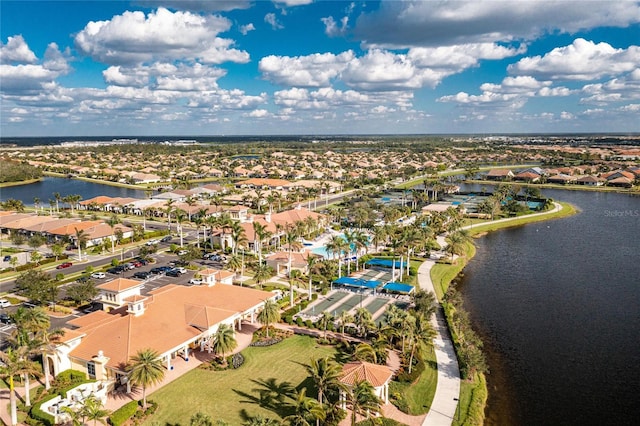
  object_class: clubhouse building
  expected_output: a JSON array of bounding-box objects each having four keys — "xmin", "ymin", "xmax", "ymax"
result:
[{"xmin": 49, "ymin": 277, "xmax": 276, "ymax": 393}]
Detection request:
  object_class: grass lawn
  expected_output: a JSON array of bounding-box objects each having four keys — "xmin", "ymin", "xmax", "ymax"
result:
[
  {"xmin": 429, "ymin": 242, "xmax": 475, "ymax": 301},
  {"xmin": 144, "ymin": 335, "xmax": 336, "ymax": 425},
  {"xmin": 389, "ymin": 343, "xmax": 438, "ymax": 415}
]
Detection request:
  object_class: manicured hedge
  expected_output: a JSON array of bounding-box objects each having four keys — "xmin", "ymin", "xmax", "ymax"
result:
[
  {"xmin": 29, "ymin": 393, "xmax": 58, "ymax": 426},
  {"xmin": 108, "ymin": 400, "xmax": 139, "ymax": 426}
]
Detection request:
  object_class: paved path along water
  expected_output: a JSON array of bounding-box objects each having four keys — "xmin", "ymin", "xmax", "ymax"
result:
[{"xmin": 417, "ymin": 261, "xmax": 461, "ymax": 426}]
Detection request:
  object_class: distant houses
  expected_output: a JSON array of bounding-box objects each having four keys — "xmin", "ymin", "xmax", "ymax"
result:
[{"xmin": 483, "ymin": 166, "xmax": 638, "ymax": 188}]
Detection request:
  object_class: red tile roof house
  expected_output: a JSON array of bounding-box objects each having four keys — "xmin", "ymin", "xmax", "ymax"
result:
[
  {"xmin": 47, "ymin": 277, "xmax": 276, "ymax": 395},
  {"xmin": 485, "ymin": 169, "xmax": 514, "ymax": 180}
]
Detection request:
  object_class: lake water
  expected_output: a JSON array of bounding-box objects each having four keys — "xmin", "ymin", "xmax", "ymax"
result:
[
  {"xmin": 0, "ymin": 177, "xmax": 146, "ymax": 205},
  {"xmin": 457, "ymin": 187, "xmax": 640, "ymax": 425}
]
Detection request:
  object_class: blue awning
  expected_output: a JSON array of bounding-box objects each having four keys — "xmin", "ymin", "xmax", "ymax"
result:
[
  {"xmin": 383, "ymin": 282, "xmax": 415, "ymax": 294},
  {"xmin": 365, "ymin": 258, "xmax": 405, "ymax": 268},
  {"xmin": 333, "ymin": 277, "xmax": 382, "ymax": 289}
]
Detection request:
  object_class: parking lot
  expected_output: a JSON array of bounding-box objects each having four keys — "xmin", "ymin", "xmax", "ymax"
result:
[{"xmin": 2, "ymin": 250, "xmax": 231, "ymax": 343}]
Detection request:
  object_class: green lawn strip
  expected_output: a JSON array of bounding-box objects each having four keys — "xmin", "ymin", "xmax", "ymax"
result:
[
  {"xmin": 467, "ymin": 201, "xmax": 576, "ymax": 236},
  {"xmin": 454, "ymin": 373, "xmax": 487, "ymax": 426},
  {"xmin": 401, "ymin": 343, "xmax": 438, "ymax": 415},
  {"xmin": 0, "ymin": 178, "xmax": 42, "ymax": 188},
  {"xmin": 466, "ymin": 179, "xmax": 639, "ymax": 195},
  {"xmin": 429, "ymin": 242, "xmax": 476, "ymax": 301},
  {"xmin": 144, "ymin": 335, "xmax": 335, "ymax": 425}
]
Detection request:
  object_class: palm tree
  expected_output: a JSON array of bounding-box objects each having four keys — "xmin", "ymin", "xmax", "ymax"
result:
[
  {"xmin": 174, "ymin": 208, "xmax": 187, "ymax": 247},
  {"xmin": 194, "ymin": 207, "xmax": 209, "ymax": 247},
  {"xmin": 254, "ymin": 264, "xmax": 274, "ymax": 289},
  {"xmin": 284, "ymin": 388, "xmax": 326, "ymax": 426},
  {"xmin": 0, "ymin": 348, "xmax": 41, "ymax": 426},
  {"xmin": 407, "ymin": 314, "xmax": 436, "ymax": 374},
  {"xmin": 253, "ymin": 221, "xmax": 269, "ymax": 266},
  {"xmin": 326, "ymin": 235, "xmax": 348, "ymax": 278},
  {"xmin": 343, "ymin": 380, "xmax": 382, "ymax": 426},
  {"xmin": 190, "ymin": 412, "xmax": 214, "ymax": 426},
  {"xmin": 164, "ymin": 198, "xmax": 176, "ymax": 232},
  {"xmin": 306, "ymin": 255, "xmax": 316, "ymax": 300},
  {"xmin": 257, "ymin": 298, "xmax": 280, "ymax": 338},
  {"xmin": 353, "ymin": 343, "xmax": 377, "ymax": 363},
  {"xmin": 74, "ymin": 227, "xmax": 88, "ymax": 260},
  {"xmin": 317, "ymin": 311, "xmax": 334, "ymax": 340},
  {"xmin": 126, "ymin": 348, "xmax": 165, "ymax": 408},
  {"xmin": 212, "ymin": 323, "xmax": 238, "ymax": 362},
  {"xmin": 305, "ymin": 357, "xmax": 341, "ymax": 406},
  {"xmin": 283, "ymin": 225, "xmax": 302, "ymax": 307},
  {"xmin": 337, "ymin": 311, "xmax": 354, "ymax": 337},
  {"xmin": 230, "ymin": 221, "xmax": 248, "ymax": 256},
  {"xmin": 53, "ymin": 192, "xmax": 61, "ymax": 212},
  {"xmin": 445, "ymin": 230, "xmax": 471, "ymax": 260},
  {"xmin": 106, "ymin": 214, "xmax": 120, "ymax": 253},
  {"xmin": 353, "ymin": 308, "xmax": 374, "ymax": 338},
  {"xmin": 83, "ymin": 395, "xmax": 110, "ymax": 426}
]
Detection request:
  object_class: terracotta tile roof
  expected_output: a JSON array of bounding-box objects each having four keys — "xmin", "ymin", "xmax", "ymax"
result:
[
  {"xmin": 123, "ymin": 295, "xmax": 148, "ymax": 303},
  {"xmin": 0, "ymin": 213, "xmax": 33, "ymax": 226},
  {"xmin": 68, "ymin": 284, "xmax": 275, "ymax": 369},
  {"xmin": 97, "ymin": 278, "xmax": 143, "ymax": 292},
  {"xmin": 80, "ymin": 196, "xmax": 116, "ymax": 206},
  {"xmin": 1, "ymin": 215, "xmax": 58, "ymax": 230},
  {"xmin": 339, "ymin": 361, "xmax": 393, "ymax": 387},
  {"xmin": 47, "ymin": 221, "xmax": 103, "ymax": 236},
  {"xmin": 54, "ymin": 328, "xmax": 85, "ymax": 344}
]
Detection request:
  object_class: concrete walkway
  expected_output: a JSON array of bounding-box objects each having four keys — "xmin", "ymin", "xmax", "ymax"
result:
[{"xmin": 417, "ymin": 261, "xmax": 461, "ymax": 426}]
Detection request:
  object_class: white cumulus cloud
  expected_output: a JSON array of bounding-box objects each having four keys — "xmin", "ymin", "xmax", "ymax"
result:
[
  {"xmin": 259, "ymin": 51, "xmax": 355, "ymax": 87},
  {"xmin": 0, "ymin": 35, "xmax": 37, "ymax": 64},
  {"xmin": 265, "ymin": 13, "xmax": 284, "ymax": 30},
  {"xmin": 74, "ymin": 7, "xmax": 249, "ymax": 65},
  {"xmin": 239, "ymin": 23, "xmax": 255, "ymax": 35},
  {"xmin": 354, "ymin": 0, "xmax": 640, "ymax": 48},
  {"xmin": 509, "ymin": 38, "xmax": 640, "ymax": 80}
]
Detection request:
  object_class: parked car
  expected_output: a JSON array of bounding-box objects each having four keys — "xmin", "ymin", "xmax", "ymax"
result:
[
  {"xmin": 0, "ymin": 313, "xmax": 12, "ymax": 324},
  {"xmin": 91, "ymin": 272, "xmax": 106, "ymax": 279},
  {"xmin": 177, "ymin": 250, "xmax": 188, "ymax": 256},
  {"xmin": 0, "ymin": 299, "xmax": 11, "ymax": 308},
  {"xmin": 107, "ymin": 266, "xmax": 125, "ymax": 274},
  {"xmin": 133, "ymin": 271, "xmax": 151, "ymax": 279},
  {"xmin": 2, "ymin": 255, "xmax": 11, "ymax": 262},
  {"xmin": 123, "ymin": 263, "xmax": 135, "ymax": 270},
  {"xmin": 173, "ymin": 266, "xmax": 187, "ymax": 274},
  {"xmin": 166, "ymin": 269, "xmax": 181, "ymax": 277},
  {"xmin": 131, "ymin": 261, "xmax": 143, "ymax": 268},
  {"xmin": 160, "ymin": 235, "xmax": 172, "ymax": 242},
  {"xmin": 188, "ymin": 278, "xmax": 203, "ymax": 285},
  {"xmin": 56, "ymin": 262, "xmax": 73, "ymax": 269},
  {"xmin": 146, "ymin": 239, "xmax": 160, "ymax": 246},
  {"xmin": 134, "ymin": 257, "xmax": 149, "ymax": 265}
]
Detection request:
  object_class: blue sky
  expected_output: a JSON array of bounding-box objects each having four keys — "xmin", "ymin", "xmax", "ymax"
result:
[{"xmin": 1, "ymin": 0, "xmax": 640, "ymax": 136}]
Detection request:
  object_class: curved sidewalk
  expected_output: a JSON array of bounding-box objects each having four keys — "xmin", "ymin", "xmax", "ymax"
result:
[{"xmin": 418, "ymin": 261, "xmax": 461, "ymax": 426}]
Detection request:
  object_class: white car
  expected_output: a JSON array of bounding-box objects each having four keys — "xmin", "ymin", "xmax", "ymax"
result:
[
  {"xmin": 177, "ymin": 250, "xmax": 188, "ymax": 256},
  {"xmin": 0, "ymin": 299, "xmax": 11, "ymax": 308},
  {"xmin": 188, "ymin": 278, "xmax": 203, "ymax": 285},
  {"xmin": 146, "ymin": 239, "xmax": 160, "ymax": 246},
  {"xmin": 90, "ymin": 272, "xmax": 106, "ymax": 279}
]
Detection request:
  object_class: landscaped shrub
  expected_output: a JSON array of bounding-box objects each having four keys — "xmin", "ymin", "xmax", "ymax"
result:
[
  {"xmin": 231, "ymin": 353, "xmax": 244, "ymax": 369},
  {"xmin": 108, "ymin": 400, "xmax": 138, "ymax": 426},
  {"xmin": 52, "ymin": 369, "xmax": 86, "ymax": 389},
  {"xmin": 396, "ymin": 354, "xmax": 425, "ymax": 383},
  {"xmin": 284, "ymin": 315, "xmax": 293, "ymax": 324},
  {"xmin": 250, "ymin": 337, "xmax": 282, "ymax": 347},
  {"xmin": 29, "ymin": 393, "xmax": 58, "ymax": 426},
  {"xmin": 295, "ymin": 317, "xmax": 304, "ymax": 326},
  {"xmin": 144, "ymin": 400, "xmax": 158, "ymax": 416},
  {"xmin": 304, "ymin": 319, "xmax": 313, "ymax": 328},
  {"xmin": 409, "ymin": 266, "xmax": 417, "ymax": 276}
]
